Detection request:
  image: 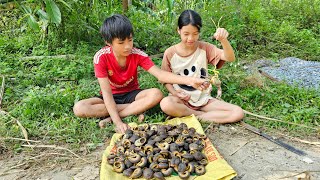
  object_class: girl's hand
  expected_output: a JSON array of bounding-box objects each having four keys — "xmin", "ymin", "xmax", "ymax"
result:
[
  {"xmin": 190, "ymin": 77, "xmax": 209, "ymax": 91},
  {"xmin": 214, "ymin": 28, "xmax": 229, "ymax": 41},
  {"xmin": 175, "ymin": 90, "xmax": 191, "ymax": 101}
]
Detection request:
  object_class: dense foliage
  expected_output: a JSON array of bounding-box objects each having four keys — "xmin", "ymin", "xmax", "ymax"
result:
[{"xmin": 0, "ymin": 0, "xmax": 319, "ymax": 152}]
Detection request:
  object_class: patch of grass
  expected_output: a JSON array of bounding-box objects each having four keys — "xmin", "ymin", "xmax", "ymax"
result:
[{"xmin": 1, "ymin": 0, "xmax": 319, "ymax": 153}]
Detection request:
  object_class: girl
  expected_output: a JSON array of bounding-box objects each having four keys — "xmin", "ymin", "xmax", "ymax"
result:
[{"xmin": 160, "ymin": 10, "xmax": 244, "ymax": 123}]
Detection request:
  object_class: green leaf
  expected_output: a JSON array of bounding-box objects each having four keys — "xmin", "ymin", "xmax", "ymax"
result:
[
  {"xmin": 56, "ymin": 0, "xmax": 72, "ymax": 10},
  {"xmin": 45, "ymin": 0, "xmax": 61, "ymax": 25},
  {"xmin": 37, "ymin": 9, "xmax": 49, "ymax": 20},
  {"xmin": 27, "ymin": 15, "xmax": 40, "ymax": 31},
  {"xmin": 20, "ymin": 4, "xmax": 32, "ymax": 14}
]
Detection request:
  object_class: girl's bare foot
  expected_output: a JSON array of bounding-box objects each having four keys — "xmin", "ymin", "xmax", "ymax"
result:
[{"xmin": 98, "ymin": 117, "xmax": 112, "ymax": 129}]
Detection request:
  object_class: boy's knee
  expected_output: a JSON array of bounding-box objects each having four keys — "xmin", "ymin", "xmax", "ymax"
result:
[
  {"xmin": 150, "ymin": 88, "xmax": 163, "ymax": 101},
  {"xmin": 73, "ymin": 101, "xmax": 85, "ymax": 117}
]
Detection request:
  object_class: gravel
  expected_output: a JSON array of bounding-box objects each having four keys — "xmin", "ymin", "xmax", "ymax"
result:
[{"xmin": 257, "ymin": 57, "xmax": 320, "ymax": 90}]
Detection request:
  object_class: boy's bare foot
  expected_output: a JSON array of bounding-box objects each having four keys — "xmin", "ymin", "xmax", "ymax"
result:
[
  {"xmin": 138, "ymin": 113, "xmax": 145, "ymax": 123},
  {"xmin": 98, "ymin": 117, "xmax": 112, "ymax": 129}
]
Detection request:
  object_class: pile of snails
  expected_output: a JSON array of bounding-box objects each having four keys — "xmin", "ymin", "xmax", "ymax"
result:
[{"xmin": 106, "ymin": 123, "xmax": 208, "ymax": 179}]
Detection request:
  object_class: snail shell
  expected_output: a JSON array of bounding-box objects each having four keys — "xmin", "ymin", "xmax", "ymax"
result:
[
  {"xmin": 193, "ymin": 151, "xmax": 204, "ymax": 161},
  {"xmin": 147, "ymin": 154, "xmax": 154, "ymax": 163},
  {"xmin": 164, "ymin": 137, "xmax": 173, "ymax": 143},
  {"xmin": 167, "ymin": 130, "xmax": 177, "ymax": 136},
  {"xmin": 159, "ymin": 150, "xmax": 170, "ymax": 158},
  {"xmin": 178, "ymin": 162, "xmax": 187, "ymax": 172},
  {"xmin": 129, "ymin": 134, "xmax": 139, "ymax": 143},
  {"xmin": 161, "ymin": 167, "xmax": 173, "ymax": 177},
  {"xmin": 124, "ymin": 159, "xmax": 133, "ymax": 168},
  {"xmin": 153, "ymin": 136, "xmax": 163, "ymax": 142},
  {"xmin": 107, "ymin": 153, "xmax": 116, "ymax": 160},
  {"xmin": 107, "ymin": 158, "xmax": 115, "ymax": 165},
  {"xmin": 143, "ymin": 124, "xmax": 149, "ymax": 131},
  {"xmin": 129, "ymin": 167, "xmax": 143, "ymax": 179},
  {"xmin": 150, "ymin": 162, "xmax": 160, "ymax": 172},
  {"xmin": 171, "ymin": 151, "xmax": 180, "ymax": 158},
  {"xmin": 135, "ymin": 137, "xmax": 147, "ymax": 147},
  {"xmin": 157, "ymin": 142, "xmax": 169, "ymax": 150},
  {"xmin": 128, "ymin": 153, "xmax": 141, "ymax": 164},
  {"xmin": 199, "ymin": 134, "xmax": 207, "ymax": 140},
  {"xmin": 181, "ymin": 158, "xmax": 189, "ymax": 164},
  {"xmin": 183, "ymin": 143, "xmax": 190, "ymax": 151},
  {"xmin": 175, "ymin": 138, "xmax": 184, "ymax": 147},
  {"xmin": 157, "ymin": 162, "xmax": 169, "ymax": 169},
  {"xmin": 147, "ymin": 139, "xmax": 156, "ymax": 146},
  {"xmin": 211, "ymin": 76, "xmax": 221, "ymax": 86},
  {"xmin": 132, "ymin": 126, "xmax": 139, "ymax": 132},
  {"xmin": 199, "ymin": 158, "xmax": 208, "ymax": 166},
  {"xmin": 144, "ymin": 144, "xmax": 153, "ymax": 154},
  {"xmin": 123, "ymin": 129, "xmax": 133, "ymax": 139},
  {"xmin": 147, "ymin": 130, "xmax": 156, "ymax": 137},
  {"xmin": 178, "ymin": 170, "xmax": 190, "ymax": 179},
  {"xmin": 180, "ymin": 123, "xmax": 188, "ymax": 130},
  {"xmin": 185, "ymin": 137, "xmax": 193, "ymax": 144},
  {"xmin": 150, "ymin": 125, "xmax": 158, "ymax": 131},
  {"xmin": 195, "ymin": 165, "xmax": 206, "ymax": 175},
  {"xmin": 189, "ymin": 127, "xmax": 196, "ymax": 135},
  {"xmin": 170, "ymin": 156, "xmax": 180, "ymax": 167},
  {"xmin": 136, "ymin": 156, "xmax": 148, "ymax": 168},
  {"xmin": 113, "ymin": 161, "xmax": 125, "ymax": 173},
  {"xmin": 123, "ymin": 168, "xmax": 133, "ymax": 177},
  {"xmin": 158, "ymin": 157, "xmax": 168, "ymax": 163},
  {"xmin": 122, "ymin": 139, "xmax": 131, "ymax": 148},
  {"xmin": 143, "ymin": 168, "xmax": 153, "ymax": 179},
  {"xmin": 182, "ymin": 153, "xmax": 194, "ymax": 161},
  {"xmin": 189, "ymin": 143, "xmax": 198, "ymax": 151},
  {"xmin": 116, "ymin": 146, "xmax": 125, "ymax": 154},
  {"xmin": 193, "ymin": 134, "xmax": 200, "ymax": 141},
  {"xmin": 186, "ymin": 162, "xmax": 195, "ymax": 173},
  {"xmin": 182, "ymin": 129, "xmax": 189, "ymax": 136},
  {"xmin": 153, "ymin": 147, "xmax": 161, "ymax": 154},
  {"xmin": 153, "ymin": 172, "xmax": 165, "ymax": 180},
  {"xmin": 114, "ymin": 155, "xmax": 125, "ymax": 162},
  {"xmin": 165, "ymin": 124, "xmax": 173, "ymax": 131},
  {"xmin": 169, "ymin": 143, "xmax": 179, "ymax": 152}
]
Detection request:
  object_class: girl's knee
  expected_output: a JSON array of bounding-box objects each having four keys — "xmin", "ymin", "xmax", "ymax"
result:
[
  {"xmin": 232, "ymin": 106, "xmax": 244, "ymax": 122},
  {"xmin": 160, "ymin": 97, "xmax": 175, "ymax": 112}
]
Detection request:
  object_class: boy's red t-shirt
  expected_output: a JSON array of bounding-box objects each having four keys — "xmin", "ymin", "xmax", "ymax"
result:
[{"xmin": 93, "ymin": 46, "xmax": 155, "ymax": 94}]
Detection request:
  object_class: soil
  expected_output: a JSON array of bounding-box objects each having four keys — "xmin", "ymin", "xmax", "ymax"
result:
[{"xmin": 1, "ymin": 124, "xmax": 319, "ymax": 180}]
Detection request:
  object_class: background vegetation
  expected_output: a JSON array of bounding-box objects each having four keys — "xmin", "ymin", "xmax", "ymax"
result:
[{"xmin": 0, "ymin": 0, "xmax": 319, "ymax": 153}]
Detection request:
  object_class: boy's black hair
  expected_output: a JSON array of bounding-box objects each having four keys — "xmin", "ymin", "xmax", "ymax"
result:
[
  {"xmin": 100, "ymin": 14, "xmax": 134, "ymax": 43},
  {"xmin": 178, "ymin": 10, "xmax": 202, "ymax": 31}
]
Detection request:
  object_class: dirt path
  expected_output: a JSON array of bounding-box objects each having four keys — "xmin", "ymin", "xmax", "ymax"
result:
[{"xmin": 1, "ymin": 124, "xmax": 319, "ymax": 180}]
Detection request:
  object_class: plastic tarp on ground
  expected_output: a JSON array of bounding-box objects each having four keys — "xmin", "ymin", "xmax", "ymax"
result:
[{"xmin": 100, "ymin": 115, "xmax": 236, "ymax": 180}]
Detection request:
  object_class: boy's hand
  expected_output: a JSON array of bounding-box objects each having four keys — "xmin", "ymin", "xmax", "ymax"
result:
[
  {"xmin": 114, "ymin": 121, "xmax": 130, "ymax": 134},
  {"xmin": 214, "ymin": 28, "xmax": 229, "ymax": 41}
]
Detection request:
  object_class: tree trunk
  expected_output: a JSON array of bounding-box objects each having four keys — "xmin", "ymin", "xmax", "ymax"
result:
[{"xmin": 122, "ymin": 0, "xmax": 128, "ymax": 13}]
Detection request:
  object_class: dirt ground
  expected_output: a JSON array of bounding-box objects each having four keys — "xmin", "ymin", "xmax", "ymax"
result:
[{"xmin": 1, "ymin": 124, "xmax": 319, "ymax": 180}]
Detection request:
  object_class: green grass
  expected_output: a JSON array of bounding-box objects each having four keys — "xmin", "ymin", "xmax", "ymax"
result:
[{"xmin": 0, "ymin": 0, "xmax": 319, "ymax": 153}]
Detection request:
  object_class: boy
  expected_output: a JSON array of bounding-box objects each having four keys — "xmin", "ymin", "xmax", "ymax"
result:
[{"xmin": 73, "ymin": 14, "xmax": 208, "ymax": 134}]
